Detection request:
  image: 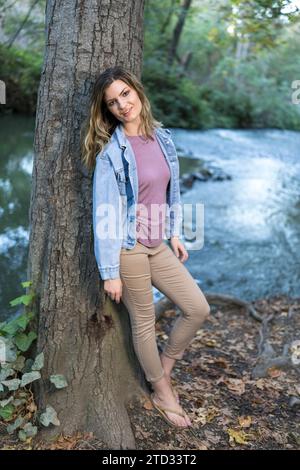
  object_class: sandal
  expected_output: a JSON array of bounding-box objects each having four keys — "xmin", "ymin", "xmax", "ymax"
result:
[{"xmin": 150, "ymin": 393, "xmax": 191, "ymax": 429}]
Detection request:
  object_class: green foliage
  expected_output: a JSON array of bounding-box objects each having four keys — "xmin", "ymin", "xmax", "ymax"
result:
[
  {"xmin": 1, "ymin": 0, "xmax": 300, "ymax": 129},
  {"xmin": 142, "ymin": 60, "xmax": 213, "ymax": 129},
  {"xmin": 0, "ymin": 281, "xmax": 68, "ymax": 443},
  {"xmin": 143, "ymin": 0, "xmax": 300, "ymax": 130},
  {"xmin": 0, "ymin": 43, "xmax": 42, "ymax": 115}
]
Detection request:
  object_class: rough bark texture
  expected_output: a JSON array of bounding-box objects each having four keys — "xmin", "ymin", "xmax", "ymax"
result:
[{"xmin": 27, "ymin": 0, "xmax": 146, "ymax": 450}]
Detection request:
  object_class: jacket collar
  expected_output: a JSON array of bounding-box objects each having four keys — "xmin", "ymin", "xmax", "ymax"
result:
[{"xmin": 114, "ymin": 122, "xmax": 127, "ymax": 149}]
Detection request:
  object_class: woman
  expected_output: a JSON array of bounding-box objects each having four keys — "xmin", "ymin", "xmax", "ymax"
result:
[{"xmin": 82, "ymin": 65, "xmax": 210, "ymax": 429}]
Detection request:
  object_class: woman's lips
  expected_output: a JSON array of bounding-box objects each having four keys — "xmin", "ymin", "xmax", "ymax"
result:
[{"xmin": 122, "ymin": 108, "xmax": 132, "ymax": 118}]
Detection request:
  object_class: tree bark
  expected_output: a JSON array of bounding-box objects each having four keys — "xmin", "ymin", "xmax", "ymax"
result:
[{"xmin": 27, "ymin": 0, "xmax": 146, "ymax": 450}]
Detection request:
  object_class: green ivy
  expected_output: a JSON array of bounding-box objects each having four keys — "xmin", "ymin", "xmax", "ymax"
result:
[{"xmin": 0, "ymin": 281, "xmax": 67, "ymax": 443}]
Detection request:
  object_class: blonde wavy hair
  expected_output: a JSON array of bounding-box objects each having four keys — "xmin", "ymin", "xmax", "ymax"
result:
[{"xmin": 81, "ymin": 65, "xmax": 163, "ymax": 172}]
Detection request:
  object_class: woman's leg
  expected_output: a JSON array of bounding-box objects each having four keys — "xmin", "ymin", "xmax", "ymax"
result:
[
  {"xmin": 149, "ymin": 241, "xmax": 210, "ymax": 375},
  {"xmin": 120, "ymin": 242, "xmax": 164, "ymax": 383},
  {"xmin": 120, "ymin": 242, "xmax": 192, "ymax": 427}
]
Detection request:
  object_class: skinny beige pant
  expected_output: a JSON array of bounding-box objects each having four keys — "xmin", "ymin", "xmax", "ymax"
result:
[{"xmin": 119, "ymin": 240, "xmax": 210, "ymax": 383}]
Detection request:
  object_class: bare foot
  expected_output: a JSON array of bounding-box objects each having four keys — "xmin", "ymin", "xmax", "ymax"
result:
[
  {"xmin": 159, "ymin": 354, "xmax": 180, "ymax": 403},
  {"xmin": 165, "ymin": 375, "xmax": 179, "ymax": 403},
  {"xmin": 152, "ymin": 392, "xmax": 192, "ymax": 428}
]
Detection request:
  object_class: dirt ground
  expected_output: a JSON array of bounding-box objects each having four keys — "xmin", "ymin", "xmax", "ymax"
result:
[{"xmin": 1, "ymin": 294, "xmax": 299, "ymax": 450}]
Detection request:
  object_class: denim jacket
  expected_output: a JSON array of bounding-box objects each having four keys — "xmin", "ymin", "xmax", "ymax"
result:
[{"xmin": 92, "ymin": 123, "xmax": 182, "ymax": 280}]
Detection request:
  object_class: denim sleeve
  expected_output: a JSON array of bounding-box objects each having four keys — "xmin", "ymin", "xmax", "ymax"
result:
[
  {"xmin": 168, "ymin": 130, "xmax": 183, "ymax": 238},
  {"xmin": 92, "ymin": 154, "xmax": 122, "ymax": 280}
]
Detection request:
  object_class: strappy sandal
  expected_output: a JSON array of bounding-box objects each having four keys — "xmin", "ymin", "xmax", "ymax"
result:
[{"xmin": 150, "ymin": 393, "xmax": 191, "ymax": 429}]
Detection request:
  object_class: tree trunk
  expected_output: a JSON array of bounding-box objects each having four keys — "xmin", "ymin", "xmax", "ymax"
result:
[
  {"xmin": 27, "ymin": 0, "xmax": 146, "ymax": 450},
  {"xmin": 167, "ymin": 0, "xmax": 192, "ymax": 66}
]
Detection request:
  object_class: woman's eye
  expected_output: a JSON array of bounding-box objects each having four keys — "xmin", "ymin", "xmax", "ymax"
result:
[{"xmin": 108, "ymin": 90, "xmax": 129, "ymax": 106}]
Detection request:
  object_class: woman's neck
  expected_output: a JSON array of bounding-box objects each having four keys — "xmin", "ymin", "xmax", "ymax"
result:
[{"xmin": 121, "ymin": 122, "xmax": 143, "ymax": 137}]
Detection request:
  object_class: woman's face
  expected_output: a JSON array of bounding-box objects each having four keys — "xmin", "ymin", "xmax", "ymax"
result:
[{"xmin": 103, "ymin": 79, "xmax": 142, "ymax": 125}]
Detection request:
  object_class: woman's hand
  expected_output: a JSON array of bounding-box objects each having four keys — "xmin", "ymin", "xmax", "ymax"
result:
[
  {"xmin": 104, "ymin": 278, "xmax": 123, "ymax": 304},
  {"xmin": 170, "ymin": 237, "xmax": 188, "ymax": 263}
]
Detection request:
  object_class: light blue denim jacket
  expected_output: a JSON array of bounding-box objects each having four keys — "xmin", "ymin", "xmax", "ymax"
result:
[{"xmin": 92, "ymin": 123, "xmax": 182, "ymax": 280}]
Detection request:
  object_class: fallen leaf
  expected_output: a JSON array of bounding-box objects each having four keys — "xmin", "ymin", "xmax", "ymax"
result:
[
  {"xmin": 294, "ymin": 384, "xmax": 300, "ymax": 396},
  {"xmin": 163, "ymin": 309, "xmax": 177, "ymax": 318},
  {"xmin": 214, "ymin": 357, "xmax": 229, "ymax": 369},
  {"xmin": 193, "ymin": 407, "xmax": 207, "ymax": 425},
  {"xmin": 254, "ymin": 379, "xmax": 265, "ymax": 390},
  {"xmin": 201, "ymin": 339, "xmax": 218, "ymax": 348},
  {"xmin": 143, "ymin": 398, "xmax": 153, "ymax": 411},
  {"xmin": 238, "ymin": 416, "xmax": 252, "ymax": 428},
  {"xmin": 267, "ymin": 367, "xmax": 284, "ymax": 378},
  {"xmin": 225, "ymin": 378, "xmax": 245, "ymax": 395},
  {"xmin": 227, "ymin": 428, "xmax": 250, "ymax": 445}
]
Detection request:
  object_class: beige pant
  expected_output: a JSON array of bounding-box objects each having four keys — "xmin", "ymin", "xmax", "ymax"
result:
[{"xmin": 120, "ymin": 241, "xmax": 210, "ymax": 383}]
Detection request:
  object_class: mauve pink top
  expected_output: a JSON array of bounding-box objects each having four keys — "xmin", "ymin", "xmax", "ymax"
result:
[{"xmin": 127, "ymin": 133, "xmax": 170, "ymax": 247}]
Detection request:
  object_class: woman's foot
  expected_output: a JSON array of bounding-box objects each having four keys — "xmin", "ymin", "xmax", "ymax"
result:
[
  {"xmin": 159, "ymin": 353, "xmax": 179, "ymax": 403},
  {"xmin": 165, "ymin": 375, "xmax": 179, "ymax": 403},
  {"xmin": 150, "ymin": 374, "xmax": 191, "ymax": 428},
  {"xmin": 151, "ymin": 391, "xmax": 192, "ymax": 428}
]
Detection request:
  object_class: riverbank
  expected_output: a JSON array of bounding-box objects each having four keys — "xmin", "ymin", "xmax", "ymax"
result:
[{"xmin": 1, "ymin": 293, "xmax": 299, "ymax": 450}]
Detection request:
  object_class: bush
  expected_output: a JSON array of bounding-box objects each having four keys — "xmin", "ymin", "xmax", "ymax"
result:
[{"xmin": 0, "ymin": 44, "xmax": 42, "ymax": 115}]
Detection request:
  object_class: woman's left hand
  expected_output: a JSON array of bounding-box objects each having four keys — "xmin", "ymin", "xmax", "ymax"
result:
[{"xmin": 170, "ymin": 237, "xmax": 188, "ymax": 263}]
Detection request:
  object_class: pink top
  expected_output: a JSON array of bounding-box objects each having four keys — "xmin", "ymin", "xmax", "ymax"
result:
[{"xmin": 127, "ymin": 132, "xmax": 170, "ymax": 247}]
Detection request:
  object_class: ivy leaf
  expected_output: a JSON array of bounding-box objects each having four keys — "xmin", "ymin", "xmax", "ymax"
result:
[
  {"xmin": 0, "ymin": 338, "xmax": 17, "ymax": 362},
  {"xmin": 15, "ymin": 312, "xmax": 34, "ymax": 331},
  {"xmin": 14, "ymin": 331, "xmax": 37, "ymax": 352},
  {"xmin": 21, "ymin": 371, "xmax": 41, "ymax": 387},
  {"xmin": 31, "ymin": 352, "xmax": 44, "ymax": 371},
  {"xmin": 39, "ymin": 405, "xmax": 60, "ymax": 427},
  {"xmin": 0, "ymin": 404, "xmax": 15, "ymax": 420},
  {"xmin": 12, "ymin": 355, "xmax": 26, "ymax": 372},
  {"xmin": 0, "ymin": 367, "xmax": 15, "ymax": 381},
  {"xmin": 23, "ymin": 358, "xmax": 34, "ymax": 373},
  {"xmin": 0, "ymin": 396, "xmax": 14, "ymax": 408},
  {"xmin": 21, "ymin": 281, "xmax": 32, "ymax": 288},
  {"xmin": 9, "ymin": 293, "xmax": 34, "ymax": 307},
  {"xmin": 49, "ymin": 374, "xmax": 68, "ymax": 389},
  {"xmin": 18, "ymin": 422, "xmax": 38, "ymax": 440},
  {"xmin": 0, "ymin": 319, "xmax": 20, "ymax": 336},
  {"xmin": 7, "ymin": 416, "xmax": 24, "ymax": 434},
  {"xmin": 1, "ymin": 378, "xmax": 21, "ymax": 391}
]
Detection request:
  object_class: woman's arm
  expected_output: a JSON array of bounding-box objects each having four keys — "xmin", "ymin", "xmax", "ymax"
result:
[{"xmin": 92, "ymin": 153, "xmax": 123, "ymax": 280}]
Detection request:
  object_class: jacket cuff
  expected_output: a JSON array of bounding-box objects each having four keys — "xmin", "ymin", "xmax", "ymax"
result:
[{"xmin": 99, "ymin": 265, "xmax": 120, "ymax": 280}]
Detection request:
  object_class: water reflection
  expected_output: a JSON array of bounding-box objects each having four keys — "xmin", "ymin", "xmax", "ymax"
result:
[
  {"xmin": 0, "ymin": 115, "xmax": 34, "ymax": 320},
  {"xmin": 172, "ymin": 128, "xmax": 300, "ymax": 301}
]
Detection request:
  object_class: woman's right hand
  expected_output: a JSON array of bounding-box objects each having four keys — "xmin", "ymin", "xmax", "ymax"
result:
[{"xmin": 104, "ymin": 278, "xmax": 123, "ymax": 304}]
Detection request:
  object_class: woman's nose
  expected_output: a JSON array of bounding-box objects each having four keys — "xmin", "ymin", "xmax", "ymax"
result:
[{"xmin": 118, "ymin": 99, "xmax": 127, "ymax": 110}]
